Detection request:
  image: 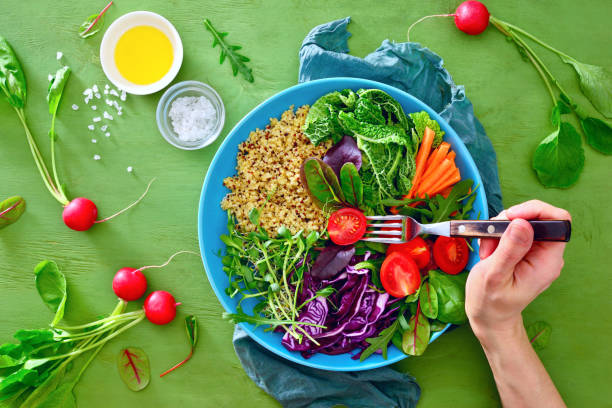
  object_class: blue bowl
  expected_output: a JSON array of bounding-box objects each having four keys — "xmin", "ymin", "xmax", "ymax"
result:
[{"xmin": 198, "ymin": 78, "xmax": 488, "ymax": 371}]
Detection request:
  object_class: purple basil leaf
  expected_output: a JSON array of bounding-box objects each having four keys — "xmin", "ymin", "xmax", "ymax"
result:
[
  {"xmin": 323, "ymin": 135, "xmax": 362, "ymax": 177},
  {"xmin": 310, "ymin": 245, "xmax": 355, "ymax": 280}
]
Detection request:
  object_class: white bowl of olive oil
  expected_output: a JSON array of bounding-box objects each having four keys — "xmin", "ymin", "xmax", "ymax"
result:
[{"xmin": 100, "ymin": 11, "xmax": 183, "ymax": 95}]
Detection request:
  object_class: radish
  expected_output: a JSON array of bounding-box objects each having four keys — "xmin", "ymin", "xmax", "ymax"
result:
[
  {"xmin": 407, "ymin": 0, "xmax": 490, "ymax": 41},
  {"xmin": 144, "ymin": 291, "xmax": 180, "ymax": 325},
  {"xmin": 112, "ymin": 250, "xmax": 199, "ymax": 302}
]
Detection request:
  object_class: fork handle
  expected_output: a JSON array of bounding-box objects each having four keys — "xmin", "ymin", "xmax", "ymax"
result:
[{"xmin": 449, "ymin": 220, "xmax": 571, "ymax": 242}]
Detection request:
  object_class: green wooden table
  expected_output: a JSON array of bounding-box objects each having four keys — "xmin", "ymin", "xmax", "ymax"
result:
[{"xmin": 1, "ymin": 1, "xmax": 611, "ymax": 406}]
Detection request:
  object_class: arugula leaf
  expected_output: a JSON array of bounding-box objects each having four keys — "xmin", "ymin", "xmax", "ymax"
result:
[
  {"xmin": 203, "ymin": 19, "xmax": 253, "ymax": 83},
  {"xmin": 526, "ymin": 321, "xmax": 552, "ymax": 351},
  {"xmin": 360, "ymin": 320, "xmax": 399, "ymax": 362},
  {"xmin": 0, "ymin": 196, "xmax": 26, "ymax": 230},
  {"xmin": 428, "ymin": 179, "xmax": 473, "ymax": 222},
  {"xmin": 532, "ymin": 122, "xmax": 585, "ymax": 188},
  {"xmin": 402, "ymin": 308, "xmax": 430, "ymax": 356},
  {"xmin": 117, "ymin": 347, "xmax": 150, "ymax": 392},
  {"xmin": 580, "ymin": 116, "xmax": 612, "ymax": 155},
  {"xmin": 562, "ymin": 58, "xmax": 612, "ymax": 119}
]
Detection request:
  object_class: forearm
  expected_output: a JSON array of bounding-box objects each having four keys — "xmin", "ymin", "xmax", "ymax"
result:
[{"xmin": 473, "ymin": 319, "xmax": 565, "ymax": 408}]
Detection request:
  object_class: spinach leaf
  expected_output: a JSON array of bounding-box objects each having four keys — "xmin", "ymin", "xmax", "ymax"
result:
[
  {"xmin": 203, "ymin": 19, "xmax": 254, "ymax": 83},
  {"xmin": 532, "ymin": 122, "xmax": 585, "ymax": 188},
  {"xmin": 300, "ymin": 158, "xmax": 344, "ymax": 210},
  {"xmin": 47, "ymin": 66, "xmax": 71, "ymax": 117},
  {"xmin": 418, "ymin": 281, "xmax": 438, "ymax": 319},
  {"xmin": 580, "ymin": 116, "xmax": 612, "ymax": 155},
  {"xmin": 402, "ymin": 308, "xmax": 430, "ymax": 356},
  {"xmin": 428, "ymin": 270, "xmax": 468, "ymax": 325},
  {"xmin": 339, "ymin": 162, "xmax": 363, "ymax": 207},
  {"xmin": 526, "ymin": 321, "xmax": 552, "ymax": 351},
  {"xmin": 0, "ymin": 35, "xmax": 26, "ymax": 109},
  {"xmin": 0, "ymin": 196, "xmax": 26, "ymax": 230},
  {"xmin": 117, "ymin": 347, "xmax": 150, "ymax": 392},
  {"xmin": 360, "ymin": 320, "xmax": 399, "ymax": 361},
  {"xmin": 562, "ymin": 58, "xmax": 612, "ymax": 119},
  {"xmin": 34, "ymin": 261, "xmax": 67, "ymax": 327},
  {"xmin": 409, "ymin": 111, "xmax": 444, "ymax": 147}
]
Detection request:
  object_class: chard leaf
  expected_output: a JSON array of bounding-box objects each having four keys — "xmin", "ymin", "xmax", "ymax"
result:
[
  {"xmin": 47, "ymin": 66, "xmax": 71, "ymax": 117},
  {"xmin": 360, "ymin": 320, "xmax": 399, "ymax": 361},
  {"xmin": 34, "ymin": 260, "xmax": 67, "ymax": 327},
  {"xmin": 0, "ymin": 35, "xmax": 27, "ymax": 109},
  {"xmin": 418, "ymin": 281, "xmax": 438, "ymax": 319},
  {"xmin": 117, "ymin": 347, "xmax": 150, "ymax": 392},
  {"xmin": 79, "ymin": 14, "xmax": 105, "ymax": 38},
  {"xmin": 532, "ymin": 122, "xmax": 585, "ymax": 188},
  {"xmin": 300, "ymin": 158, "xmax": 344, "ymax": 210},
  {"xmin": 526, "ymin": 321, "xmax": 552, "ymax": 351},
  {"xmin": 562, "ymin": 58, "xmax": 612, "ymax": 118},
  {"xmin": 402, "ymin": 308, "xmax": 430, "ymax": 356},
  {"xmin": 0, "ymin": 196, "xmax": 26, "ymax": 230},
  {"xmin": 580, "ymin": 117, "xmax": 612, "ymax": 155},
  {"xmin": 339, "ymin": 162, "xmax": 363, "ymax": 207},
  {"xmin": 185, "ymin": 315, "xmax": 198, "ymax": 348}
]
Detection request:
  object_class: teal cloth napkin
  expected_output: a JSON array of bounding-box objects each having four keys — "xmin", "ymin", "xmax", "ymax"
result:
[{"xmin": 231, "ymin": 17, "xmax": 503, "ymax": 408}]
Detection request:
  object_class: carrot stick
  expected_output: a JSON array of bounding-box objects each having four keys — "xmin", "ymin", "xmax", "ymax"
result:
[
  {"xmin": 430, "ymin": 171, "xmax": 461, "ymax": 197},
  {"xmin": 408, "ymin": 127, "xmax": 436, "ymax": 198},
  {"xmin": 447, "ymin": 151, "xmax": 456, "ymax": 162},
  {"xmin": 417, "ymin": 159, "xmax": 454, "ymax": 196},
  {"xmin": 428, "ymin": 167, "xmax": 460, "ymax": 194},
  {"xmin": 422, "ymin": 143, "xmax": 450, "ymax": 180}
]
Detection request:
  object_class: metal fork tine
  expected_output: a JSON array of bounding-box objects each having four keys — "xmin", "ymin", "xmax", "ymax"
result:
[
  {"xmin": 367, "ymin": 223, "xmax": 402, "ymax": 228},
  {"xmin": 366, "ymin": 230, "xmax": 402, "ymax": 236},
  {"xmin": 365, "ymin": 215, "xmax": 405, "ymax": 220},
  {"xmin": 362, "ymin": 237, "xmax": 403, "ymax": 243}
]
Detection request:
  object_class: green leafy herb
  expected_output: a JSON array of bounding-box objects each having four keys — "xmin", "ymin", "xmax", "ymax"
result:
[
  {"xmin": 360, "ymin": 320, "xmax": 399, "ymax": 362},
  {"xmin": 561, "ymin": 58, "xmax": 612, "ymax": 119},
  {"xmin": 526, "ymin": 321, "xmax": 552, "ymax": 351},
  {"xmin": 203, "ymin": 18, "xmax": 253, "ymax": 82},
  {"xmin": 532, "ymin": 122, "xmax": 585, "ymax": 188},
  {"xmin": 160, "ymin": 316, "xmax": 198, "ymax": 378},
  {"xmin": 408, "ymin": 111, "xmax": 444, "ymax": 147},
  {"xmin": 117, "ymin": 347, "xmax": 150, "ymax": 391},
  {"xmin": 0, "ymin": 196, "xmax": 26, "ymax": 230},
  {"xmin": 222, "ymin": 308, "xmax": 324, "ymax": 330},
  {"xmin": 418, "ymin": 281, "xmax": 438, "ymax": 319},
  {"xmin": 34, "ymin": 260, "xmax": 67, "ymax": 327},
  {"xmin": 402, "ymin": 306, "xmax": 430, "ymax": 356},
  {"xmin": 78, "ymin": 1, "xmax": 113, "ymax": 39},
  {"xmin": 579, "ymin": 116, "xmax": 612, "ymax": 155},
  {"xmin": 428, "ymin": 270, "xmax": 468, "ymax": 325}
]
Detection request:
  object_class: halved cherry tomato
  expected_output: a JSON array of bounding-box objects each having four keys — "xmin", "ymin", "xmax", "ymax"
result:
[
  {"xmin": 433, "ymin": 236, "xmax": 469, "ymax": 275},
  {"xmin": 327, "ymin": 208, "xmax": 367, "ymax": 245},
  {"xmin": 380, "ymin": 252, "xmax": 421, "ymax": 298},
  {"xmin": 387, "ymin": 237, "xmax": 431, "ymax": 269}
]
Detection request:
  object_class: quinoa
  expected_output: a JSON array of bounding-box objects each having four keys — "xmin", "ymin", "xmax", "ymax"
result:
[{"xmin": 221, "ymin": 106, "xmax": 331, "ymax": 235}]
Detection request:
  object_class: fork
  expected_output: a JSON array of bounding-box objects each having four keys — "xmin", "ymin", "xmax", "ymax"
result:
[{"xmin": 363, "ymin": 215, "xmax": 571, "ymax": 244}]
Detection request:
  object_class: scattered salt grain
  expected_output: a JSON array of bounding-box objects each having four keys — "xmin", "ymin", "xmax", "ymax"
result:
[
  {"xmin": 95, "ymin": 93, "xmax": 101, "ymax": 99},
  {"xmin": 48, "ymin": 74, "xmax": 54, "ymax": 81},
  {"xmin": 120, "ymin": 90, "xmax": 127, "ymax": 101},
  {"xmin": 92, "ymin": 84, "xmax": 99, "ymax": 93},
  {"xmin": 117, "ymin": 111, "xmax": 123, "ymax": 116},
  {"xmin": 168, "ymin": 96, "xmax": 217, "ymax": 142},
  {"xmin": 88, "ymin": 124, "xmax": 95, "ymax": 130},
  {"xmin": 103, "ymin": 111, "xmax": 113, "ymax": 120},
  {"xmin": 71, "ymin": 104, "xmax": 79, "ymax": 110},
  {"xmin": 93, "ymin": 116, "xmax": 101, "ymax": 122},
  {"xmin": 91, "ymin": 105, "xmax": 97, "ymax": 110},
  {"xmin": 104, "ymin": 89, "xmax": 109, "ymax": 95},
  {"xmin": 127, "ymin": 166, "xmax": 133, "ymax": 173},
  {"xmin": 109, "ymin": 89, "xmax": 119, "ymax": 97},
  {"xmin": 84, "ymin": 96, "xmax": 91, "ymax": 105},
  {"xmin": 105, "ymin": 84, "xmax": 110, "ymax": 90},
  {"xmin": 100, "ymin": 125, "xmax": 108, "ymax": 131},
  {"xmin": 105, "ymin": 132, "xmax": 111, "ymax": 137},
  {"xmin": 91, "ymin": 139, "xmax": 97, "ymax": 143},
  {"xmin": 93, "ymin": 154, "xmax": 101, "ymax": 161},
  {"xmin": 56, "ymin": 51, "xmax": 63, "ymax": 60},
  {"xmin": 83, "ymin": 88, "xmax": 93, "ymax": 96},
  {"xmin": 105, "ymin": 99, "xmax": 113, "ymax": 106}
]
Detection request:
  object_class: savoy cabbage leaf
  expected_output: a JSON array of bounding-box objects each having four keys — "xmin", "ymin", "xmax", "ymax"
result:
[{"xmin": 409, "ymin": 111, "xmax": 444, "ymax": 147}]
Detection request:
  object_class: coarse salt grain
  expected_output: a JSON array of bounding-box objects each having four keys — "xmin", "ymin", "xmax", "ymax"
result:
[
  {"xmin": 110, "ymin": 89, "xmax": 119, "ymax": 97},
  {"xmin": 92, "ymin": 84, "xmax": 99, "ymax": 93},
  {"xmin": 56, "ymin": 51, "xmax": 63, "ymax": 60},
  {"xmin": 105, "ymin": 132, "xmax": 110, "ymax": 137},
  {"xmin": 92, "ymin": 139, "xmax": 97, "ymax": 143},
  {"xmin": 103, "ymin": 111, "xmax": 113, "ymax": 120},
  {"xmin": 48, "ymin": 74, "xmax": 54, "ymax": 81},
  {"xmin": 93, "ymin": 116, "xmax": 101, "ymax": 122},
  {"xmin": 100, "ymin": 125, "xmax": 108, "ymax": 131},
  {"xmin": 168, "ymin": 96, "xmax": 217, "ymax": 142},
  {"xmin": 91, "ymin": 105, "xmax": 97, "ymax": 110},
  {"xmin": 83, "ymin": 88, "xmax": 92, "ymax": 96},
  {"xmin": 95, "ymin": 93, "xmax": 101, "ymax": 99},
  {"xmin": 105, "ymin": 99, "xmax": 113, "ymax": 106},
  {"xmin": 120, "ymin": 90, "xmax": 127, "ymax": 101},
  {"xmin": 127, "ymin": 166, "xmax": 133, "ymax": 173},
  {"xmin": 93, "ymin": 154, "xmax": 101, "ymax": 161},
  {"xmin": 71, "ymin": 104, "xmax": 79, "ymax": 110},
  {"xmin": 88, "ymin": 124, "xmax": 94, "ymax": 130}
]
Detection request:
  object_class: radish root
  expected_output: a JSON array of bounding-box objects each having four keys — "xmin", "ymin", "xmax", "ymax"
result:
[
  {"xmin": 95, "ymin": 178, "xmax": 156, "ymax": 223},
  {"xmin": 137, "ymin": 250, "xmax": 200, "ymax": 273},
  {"xmin": 407, "ymin": 13, "xmax": 455, "ymax": 42}
]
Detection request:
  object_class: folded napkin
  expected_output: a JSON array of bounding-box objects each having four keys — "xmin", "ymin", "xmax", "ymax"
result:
[{"xmin": 232, "ymin": 17, "xmax": 503, "ymax": 408}]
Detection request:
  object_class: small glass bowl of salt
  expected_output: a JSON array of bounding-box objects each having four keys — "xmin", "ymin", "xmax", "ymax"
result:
[{"xmin": 156, "ymin": 80, "xmax": 225, "ymax": 150}]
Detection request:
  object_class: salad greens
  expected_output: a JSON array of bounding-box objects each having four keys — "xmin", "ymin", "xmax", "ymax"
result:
[
  {"xmin": 0, "ymin": 196, "xmax": 26, "ymax": 230},
  {"xmin": 117, "ymin": 347, "xmax": 150, "ymax": 392},
  {"xmin": 526, "ymin": 321, "xmax": 552, "ymax": 351},
  {"xmin": 78, "ymin": 1, "xmax": 113, "ymax": 39},
  {"xmin": 203, "ymin": 19, "xmax": 254, "ymax": 83},
  {"xmin": 160, "ymin": 316, "xmax": 198, "ymax": 378}
]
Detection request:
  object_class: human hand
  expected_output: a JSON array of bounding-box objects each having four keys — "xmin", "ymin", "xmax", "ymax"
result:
[{"xmin": 465, "ymin": 200, "xmax": 571, "ymax": 343}]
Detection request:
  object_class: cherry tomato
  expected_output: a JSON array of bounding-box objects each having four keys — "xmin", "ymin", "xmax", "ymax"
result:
[
  {"xmin": 387, "ymin": 237, "xmax": 431, "ymax": 269},
  {"xmin": 380, "ymin": 252, "xmax": 421, "ymax": 298},
  {"xmin": 327, "ymin": 208, "xmax": 367, "ymax": 245},
  {"xmin": 433, "ymin": 236, "xmax": 469, "ymax": 275}
]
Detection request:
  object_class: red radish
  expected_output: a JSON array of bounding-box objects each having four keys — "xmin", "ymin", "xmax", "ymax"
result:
[
  {"xmin": 62, "ymin": 198, "xmax": 98, "ymax": 231},
  {"xmin": 454, "ymin": 1, "xmax": 490, "ymax": 35},
  {"xmin": 62, "ymin": 178, "xmax": 155, "ymax": 231},
  {"xmin": 113, "ymin": 267, "xmax": 147, "ymax": 301},
  {"xmin": 407, "ymin": 0, "xmax": 490, "ymax": 41},
  {"xmin": 144, "ymin": 291, "xmax": 179, "ymax": 325}
]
